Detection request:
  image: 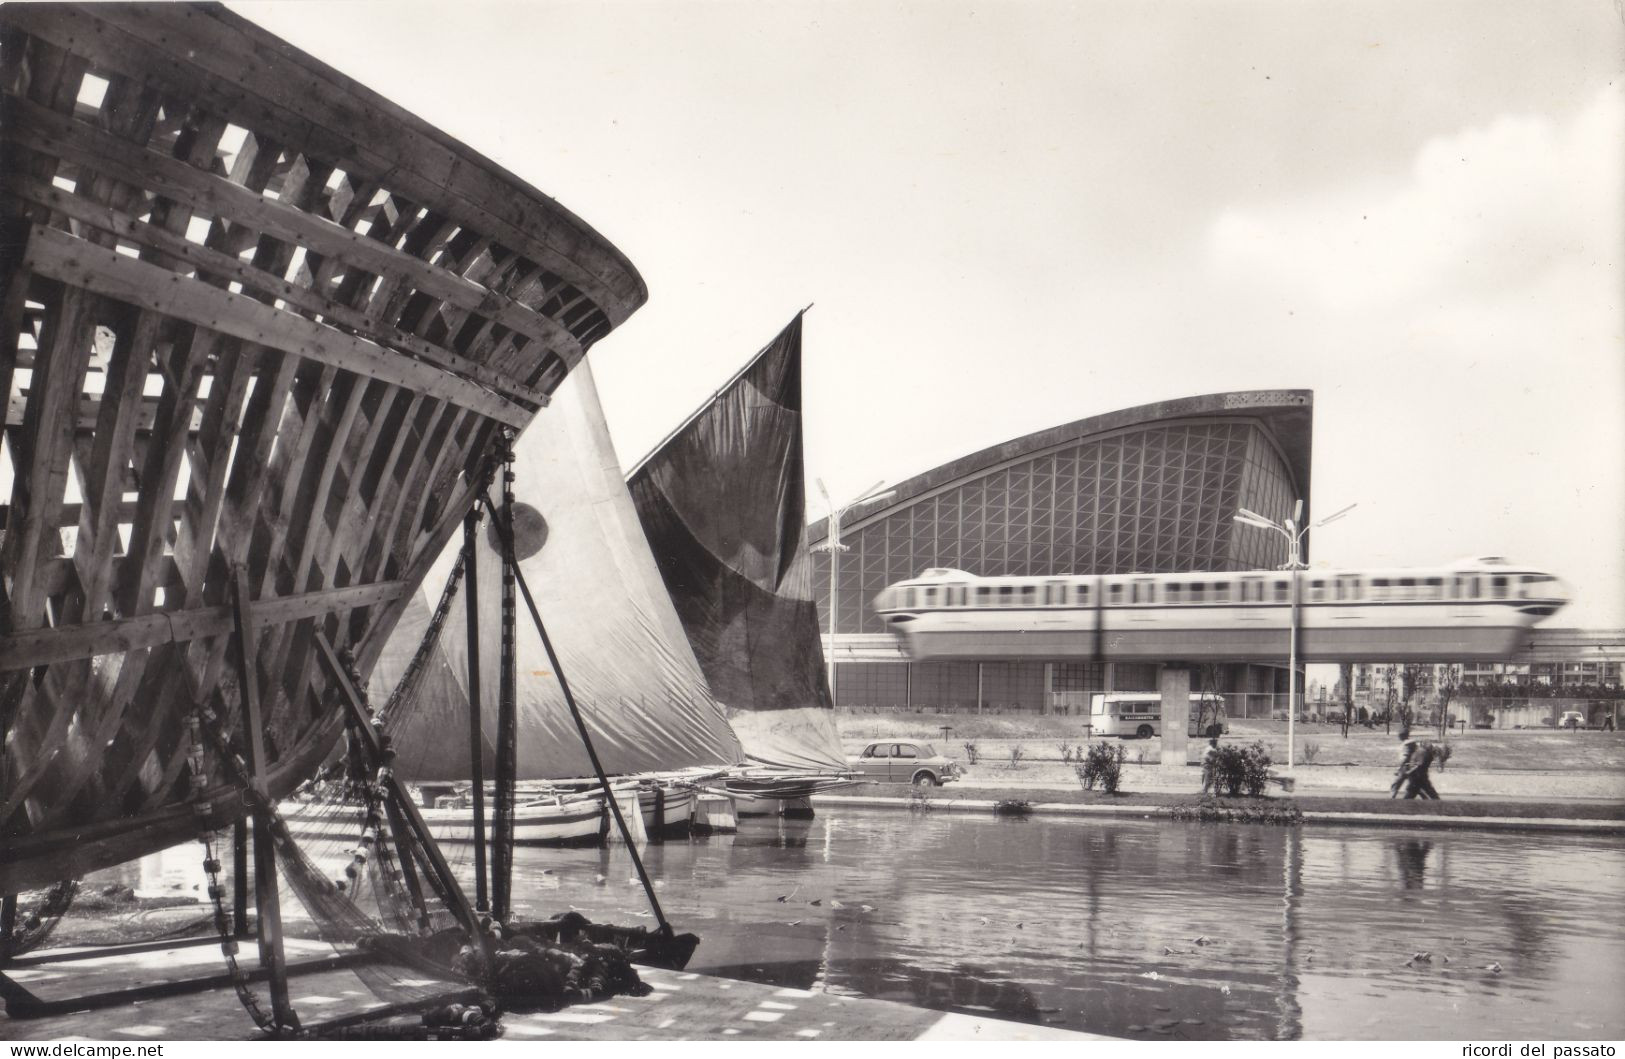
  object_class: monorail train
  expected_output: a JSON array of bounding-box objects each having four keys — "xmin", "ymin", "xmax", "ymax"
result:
[{"xmin": 872, "ymin": 557, "xmax": 1568, "ymax": 663}]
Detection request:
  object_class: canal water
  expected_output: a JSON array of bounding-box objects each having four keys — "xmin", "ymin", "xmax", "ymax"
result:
[{"xmin": 490, "ymin": 809, "xmax": 1624, "ymax": 1040}]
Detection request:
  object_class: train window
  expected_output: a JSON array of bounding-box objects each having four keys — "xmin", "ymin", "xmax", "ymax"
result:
[
  {"xmin": 998, "ymin": 585, "xmax": 1014, "ymax": 606},
  {"xmin": 1189, "ymin": 582, "xmax": 1206, "ymax": 604},
  {"xmin": 1423, "ymin": 577, "xmax": 1443, "ymax": 600},
  {"xmin": 1336, "ymin": 575, "xmax": 1359, "ymax": 601},
  {"xmin": 1166, "ymin": 583, "xmax": 1183, "ymax": 604},
  {"xmin": 903, "ymin": 587, "xmax": 917, "ymax": 609},
  {"xmin": 1492, "ymin": 576, "xmax": 1508, "ymax": 599},
  {"xmin": 1241, "ymin": 577, "xmax": 1263, "ymax": 603},
  {"xmin": 923, "ymin": 587, "xmax": 937, "ymax": 607},
  {"xmin": 1372, "ymin": 577, "xmax": 1389, "ymax": 602},
  {"xmin": 1211, "ymin": 582, "xmax": 1231, "ymax": 603},
  {"xmin": 1132, "ymin": 579, "xmax": 1156, "ymax": 604},
  {"xmin": 1467, "ymin": 576, "xmax": 1481, "ymax": 598},
  {"xmin": 950, "ymin": 585, "xmax": 967, "ymax": 607},
  {"xmin": 1398, "ymin": 577, "xmax": 1416, "ymax": 601},
  {"xmin": 1107, "ymin": 582, "xmax": 1123, "ymax": 606},
  {"xmin": 976, "ymin": 586, "xmax": 992, "ymax": 606},
  {"xmin": 1020, "ymin": 585, "xmax": 1036, "ymax": 607},
  {"xmin": 1308, "ymin": 579, "xmax": 1326, "ymax": 602},
  {"xmin": 1075, "ymin": 582, "xmax": 1090, "ymax": 604},
  {"xmin": 1273, "ymin": 579, "xmax": 1290, "ymax": 603}
]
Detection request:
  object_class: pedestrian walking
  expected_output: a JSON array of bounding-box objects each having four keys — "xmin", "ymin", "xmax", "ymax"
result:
[{"xmin": 1200, "ymin": 737, "xmax": 1220, "ymax": 795}]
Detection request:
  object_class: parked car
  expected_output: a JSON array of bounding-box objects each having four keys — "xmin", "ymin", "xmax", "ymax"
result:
[
  {"xmin": 1559, "ymin": 710, "xmax": 1586, "ymax": 730},
  {"xmin": 849, "ymin": 742, "xmax": 962, "ymax": 786}
]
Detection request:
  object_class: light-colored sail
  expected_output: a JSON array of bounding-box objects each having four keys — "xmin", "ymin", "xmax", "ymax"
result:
[{"xmin": 385, "ymin": 358, "xmax": 743, "ymax": 781}]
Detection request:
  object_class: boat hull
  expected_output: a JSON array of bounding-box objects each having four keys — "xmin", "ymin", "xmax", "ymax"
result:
[
  {"xmin": 281, "ymin": 785, "xmax": 701, "ymax": 848},
  {"xmin": 0, "ymin": 4, "xmax": 645, "ymax": 895}
]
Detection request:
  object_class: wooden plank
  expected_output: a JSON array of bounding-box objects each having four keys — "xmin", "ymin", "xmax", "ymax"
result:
[
  {"xmin": 69, "ymin": 306, "xmax": 157, "ymax": 623},
  {"xmin": 174, "ymin": 338, "xmax": 258, "ymax": 608},
  {"xmin": 3, "ymin": 172, "xmax": 550, "ymax": 408},
  {"xmin": 22, "ymin": 224, "xmax": 529, "ymax": 429},
  {"xmin": 120, "ymin": 327, "xmax": 217, "ymax": 616},
  {"xmin": 4, "ymin": 92, "xmax": 588, "ymax": 361},
  {"xmin": 354, "ymin": 396, "xmax": 439, "ymax": 587},
  {"xmin": 0, "ymin": 282, "xmax": 95, "ymax": 631},
  {"xmin": 0, "ymin": 579, "xmax": 408, "ymax": 672},
  {"xmin": 286, "ymin": 377, "xmax": 369, "ymax": 595},
  {"xmin": 4, "ymin": 5, "xmax": 646, "ymax": 317},
  {"xmin": 3, "ymin": 391, "xmax": 203, "ymax": 433}
]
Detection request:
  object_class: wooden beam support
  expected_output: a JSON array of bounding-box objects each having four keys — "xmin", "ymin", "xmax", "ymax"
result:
[
  {"xmin": 463, "ymin": 508, "xmax": 488, "ymax": 914},
  {"xmin": 22, "ymin": 224, "xmax": 529, "ymax": 428},
  {"xmin": 311, "ymin": 630, "xmax": 483, "ymax": 942},
  {"xmin": 230, "ymin": 565, "xmax": 296, "ymax": 1033},
  {"xmin": 0, "ymin": 579, "xmax": 406, "ymax": 672},
  {"xmin": 233, "ymin": 817, "xmax": 250, "ymax": 938}
]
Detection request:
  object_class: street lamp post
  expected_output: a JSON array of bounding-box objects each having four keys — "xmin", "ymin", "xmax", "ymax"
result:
[
  {"xmin": 814, "ymin": 479, "xmax": 895, "ymax": 707},
  {"xmin": 1233, "ymin": 500, "xmax": 1356, "ymax": 768}
]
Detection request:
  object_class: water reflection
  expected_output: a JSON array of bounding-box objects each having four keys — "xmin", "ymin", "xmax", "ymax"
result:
[
  {"xmin": 1394, "ymin": 839, "xmax": 1434, "ymax": 890},
  {"xmin": 499, "ymin": 811, "xmax": 1625, "ymax": 1040}
]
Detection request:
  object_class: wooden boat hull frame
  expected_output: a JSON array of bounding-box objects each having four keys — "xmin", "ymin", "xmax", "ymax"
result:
[{"xmin": 0, "ymin": 4, "xmax": 645, "ymax": 894}]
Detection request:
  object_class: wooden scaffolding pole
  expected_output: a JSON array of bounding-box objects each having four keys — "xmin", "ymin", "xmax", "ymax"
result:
[
  {"xmin": 229, "ymin": 567, "xmax": 296, "ymax": 1032},
  {"xmin": 491, "ymin": 435, "xmax": 519, "ymax": 924},
  {"xmin": 462, "ymin": 507, "xmax": 489, "ymax": 914}
]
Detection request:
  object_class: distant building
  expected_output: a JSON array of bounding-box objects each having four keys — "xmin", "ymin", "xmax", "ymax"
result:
[
  {"xmin": 808, "ymin": 390, "xmax": 1315, "ymax": 713},
  {"xmin": 1351, "ymin": 632, "xmax": 1625, "ymax": 728}
]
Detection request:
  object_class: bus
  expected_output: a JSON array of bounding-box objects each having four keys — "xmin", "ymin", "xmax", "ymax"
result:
[{"xmin": 1089, "ymin": 693, "xmax": 1229, "ymax": 739}]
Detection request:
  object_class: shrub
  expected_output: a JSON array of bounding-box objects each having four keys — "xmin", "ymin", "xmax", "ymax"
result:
[
  {"xmin": 907, "ymin": 784, "xmax": 934, "ymax": 812},
  {"xmin": 1210, "ymin": 741, "xmax": 1273, "ymax": 797},
  {"xmin": 1008, "ymin": 745, "xmax": 1025, "ymax": 769},
  {"xmin": 1077, "ymin": 742, "xmax": 1126, "ymax": 794},
  {"xmin": 1058, "ymin": 742, "xmax": 1074, "ymax": 764},
  {"xmin": 962, "ymin": 741, "xmax": 980, "ymax": 766},
  {"xmin": 1300, "ymin": 740, "xmax": 1321, "ymax": 764}
]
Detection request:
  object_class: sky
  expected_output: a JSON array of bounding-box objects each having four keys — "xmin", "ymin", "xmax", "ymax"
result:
[{"xmin": 237, "ymin": 0, "xmax": 1625, "ymax": 627}]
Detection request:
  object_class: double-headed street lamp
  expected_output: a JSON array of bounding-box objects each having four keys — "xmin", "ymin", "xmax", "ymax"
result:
[
  {"xmin": 1233, "ymin": 500, "xmax": 1356, "ymax": 768},
  {"xmin": 814, "ymin": 479, "xmax": 896, "ymax": 706}
]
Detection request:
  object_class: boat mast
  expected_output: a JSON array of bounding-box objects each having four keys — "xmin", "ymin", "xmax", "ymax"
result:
[{"xmin": 479, "ymin": 491, "xmax": 674, "ymax": 936}]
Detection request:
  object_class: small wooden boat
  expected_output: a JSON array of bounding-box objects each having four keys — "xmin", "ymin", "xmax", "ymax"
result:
[
  {"xmin": 282, "ymin": 780, "xmax": 699, "ymax": 847},
  {"xmin": 281, "ymin": 796, "xmax": 608, "ymax": 847}
]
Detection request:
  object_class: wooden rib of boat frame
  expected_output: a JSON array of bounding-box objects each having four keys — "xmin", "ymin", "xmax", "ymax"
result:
[{"xmin": 0, "ymin": 3, "xmax": 645, "ymax": 895}]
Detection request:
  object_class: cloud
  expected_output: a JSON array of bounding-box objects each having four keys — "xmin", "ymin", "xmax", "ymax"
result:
[{"xmin": 1207, "ymin": 85, "xmax": 1622, "ymax": 315}]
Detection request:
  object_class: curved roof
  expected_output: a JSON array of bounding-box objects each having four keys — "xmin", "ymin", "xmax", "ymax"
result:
[{"xmin": 810, "ymin": 389, "xmax": 1314, "ymax": 542}]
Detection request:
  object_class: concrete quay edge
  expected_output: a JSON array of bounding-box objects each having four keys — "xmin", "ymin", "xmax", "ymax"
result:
[{"xmin": 813, "ymin": 794, "xmax": 1625, "ymax": 835}]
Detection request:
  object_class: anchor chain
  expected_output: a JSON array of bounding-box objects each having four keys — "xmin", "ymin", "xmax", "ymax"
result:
[
  {"xmin": 378, "ymin": 548, "xmax": 468, "ymax": 726},
  {"xmin": 189, "ymin": 708, "xmax": 299, "ymax": 1038},
  {"xmin": 1, "ymin": 878, "xmax": 78, "ymax": 960}
]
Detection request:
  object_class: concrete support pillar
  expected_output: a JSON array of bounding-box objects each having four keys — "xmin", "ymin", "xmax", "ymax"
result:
[
  {"xmin": 1159, "ymin": 665, "xmax": 1192, "ymax": 768},
  {"xmin": 1043, "ymin": 662, "xmax": 1054, "ymax": 715}
]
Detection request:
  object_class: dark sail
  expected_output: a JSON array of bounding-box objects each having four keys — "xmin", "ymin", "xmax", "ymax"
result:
[{"xmin": 626, "ymin": 315, "xmax": 848, "ymax": 772}]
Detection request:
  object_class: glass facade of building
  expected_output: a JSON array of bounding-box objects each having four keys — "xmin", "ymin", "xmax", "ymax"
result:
[
  {"xmin": 812, "ymin": 394, "xmax": 1312, "ymax": 711},
  {"xmin": 815, "ymin": 417, "xmax": 1299, "ymax": 636}
]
